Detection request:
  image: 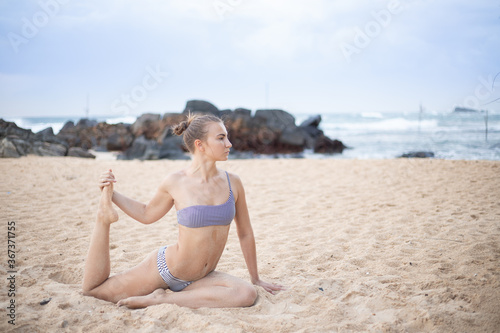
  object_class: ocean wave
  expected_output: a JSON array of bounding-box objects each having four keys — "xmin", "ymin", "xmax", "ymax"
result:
[
  {"xmin": 3, "ymin": 117, "xmax": 66, "ymax": 134},
  {"xmin": 324, "ymin": 118, "xmax": 439, "ymax": 132},
  {"xmin": 105, "ymin": 116, "xmax": 137, "ymax": 124},
  {"xmin": 360, "ymin": 112, "xmax": 384, "ymax": 119}
]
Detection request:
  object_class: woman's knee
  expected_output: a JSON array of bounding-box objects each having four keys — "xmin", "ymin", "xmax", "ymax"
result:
[
  {"xmin": 234, "ymin": 283, "xmax": 257, "ymax": 307},
  {"xmin": 81, "ymin": 282, "xmax": 98, "ymax": 298},
  {"xmin": 82, "ymin": 285, "xmax": 113, "ymax": 302}
]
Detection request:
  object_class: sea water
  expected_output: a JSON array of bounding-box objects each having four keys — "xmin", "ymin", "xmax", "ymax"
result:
[
  {"xmin": 305, "ymin": 111, "xmax": 500, "ymax": 160},
  {"xmin": 3, "ymin": 111, "xmax": 499, "ymax": 160}
]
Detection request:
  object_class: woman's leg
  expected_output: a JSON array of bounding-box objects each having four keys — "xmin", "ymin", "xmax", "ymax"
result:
[
  {"xmin": 82, "ymin": 184, "xmax": 119, "ymax": 293},
  {"xmin": 82, "ymin": 185, "xmax": 167, "ymax": 303},
  {"xmin": 117, "ymin": 271, "xmax": 258, "ymax": 309}
]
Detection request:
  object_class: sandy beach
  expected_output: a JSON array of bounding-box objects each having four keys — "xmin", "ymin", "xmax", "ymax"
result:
[{"xmin": 1, "ymin": 156, "xmax": 499, "ymax": 332}]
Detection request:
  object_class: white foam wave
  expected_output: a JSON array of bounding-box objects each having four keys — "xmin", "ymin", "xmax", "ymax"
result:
[
  {"xmin": 105, "ymin": 116, "xmax": 137, "ymax": 124},
  {"xmin": 325, "ymin": 118, "xmax": 439, "ymax": 132},
  {"xmin": 32, "ymin": 122, "xmax": 66, "ymax": 134},
  {"xmin": 360, "ymin": 112, "xmax": 384, "ymax": 119},
  {"xmin": 3, "ymin": 117, "xmax": 67, "ymax": 134}
]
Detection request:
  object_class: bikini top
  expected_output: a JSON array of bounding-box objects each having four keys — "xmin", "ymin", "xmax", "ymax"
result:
[{"xmin": 177, "ymin": 172, "xmax": 236, "ymax": 228}]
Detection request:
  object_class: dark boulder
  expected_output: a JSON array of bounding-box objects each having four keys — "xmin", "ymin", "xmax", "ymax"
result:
[
  {"xmin": 57, "ymin": 119, "xmax": 96, "ymax": 148},
  {"xmin": 0, "ymin": 137, "xmax": 21, "ymax": 158},
  {"xmin": 58, "ymin": 121, "xmax": 134, "ymax": 151},
  {"xmin": 34, "ymin": 127, "xmax": 55, "ymax": 140},
  {"xmin": 60, "ymin": 121, "xmax": 75, "ymax": 132},
  {"xmin": 106, "ymin": 132, "xmax": 132, "ymax": 151},
  {"xmin": 159, "ymin": 136, "xmax": 189, "ymax": 160},
  {"xmin": 234, "ymin": 108, "xmax": 252, "ymax": 117},
  {"xmin": 183, "ymin": 100, "xmax": 219, "ymax": 116},
  {"xmin": 300, "ymin": 127, "xmax": 323, "ymax": 149},
  {"xmin": 0, "ymin": 120, "xmax": 70, "ymax": 157},
  {"xmin": 57, "ymin": 124, "xmax": 81, "ymax": 148},
  {"xmin": 300, "ymin": 125, "xmax": 323, "ymax": 139},
  {"xmin": 221, "ymin": 108, "xmax": 346, "ymax": 155},
  {"xmin": 255, "ymin": 109, "xmax": 296, "ymax": 131},
  {"xmin": 121, "ymin": 136, "xmax": 159, "ymax": 160},
  {"xmin": 97, "ymin": 123, "xmax": 134, "ymax": 151},
  {"xmin": 219, "ymin": 109, "xmax": 233, "ymax": 118},
  {"xmin": 280, "ymin": 127, "xmax": 306, "ymax": 146},
  {"xmin": 1, "ymin": 118, "xmax": 123, "ymax": 158},
  {"xmin": 253, "ymin": 109, "xmax": 305, "ymax": 153},
  {"xmin": 67, "ymin": 147, "xmax": 96, "ymax": 159},
  {"xmin": 314, "ymin": 135, "xmax": 347, "ymax": 154},
  {"xmin": 31, "ymin": 141, "xmax": 68, "ymax": 156},
  {"xmin": 299, "ymin": 114, "xmax": 324, "ymax": 149},
  {"xmin": 300, "ymin": 115, "xmax": 322, "ymax": 128},
  {"xmin": 56, "ymin": 118, "xmax": 100, "ymax": 149},
  {"xmin": 131, "ymin": 113, "xmax": 162, "ymax": 140},
  {"xmin": 34, "ymin": 127, "xmax": 69, "ymax": 148},
  {"xmin": 76, "ymin": 118, "xmax": 98, "ymax": 128},
  {"xmin": 399, "ymin": 151, "xmax": 435, "ymax": 158},
  {"xmin": 0, "ymin": 119, "xmax": 33, "ymax": 141},
  {"xmin": 10, "ymin": 138, "xmax": 32, "ymax": 156}
]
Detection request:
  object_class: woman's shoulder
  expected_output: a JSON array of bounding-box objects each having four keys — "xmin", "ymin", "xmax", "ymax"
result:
[
  {"xmin": 160, "ymin": 170, "xmax": 188, "ymax": 189},
  {"xmin": 222, "ymin": 170, "xmax": 243, "ymax": 188}
]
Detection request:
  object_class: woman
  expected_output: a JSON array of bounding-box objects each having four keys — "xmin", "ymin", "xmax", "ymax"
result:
[{"xmin": 82, "ymin": 114, "xmax": 284, "ymax": 309}]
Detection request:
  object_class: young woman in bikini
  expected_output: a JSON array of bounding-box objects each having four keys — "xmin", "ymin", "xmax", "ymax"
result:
[{"xmin": 82, "ymin": 114, "xmax": 284, "ymax": 309}]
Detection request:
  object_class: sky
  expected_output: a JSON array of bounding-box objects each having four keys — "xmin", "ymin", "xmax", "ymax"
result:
[{"xmin": 0, "ymin": 0, "xmax": 499, "ymax": 118}]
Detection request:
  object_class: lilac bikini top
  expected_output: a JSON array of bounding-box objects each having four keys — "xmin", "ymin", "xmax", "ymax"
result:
[{"xmin": 177, "ymin": 172, "xmax": 236, "ymax": 228}]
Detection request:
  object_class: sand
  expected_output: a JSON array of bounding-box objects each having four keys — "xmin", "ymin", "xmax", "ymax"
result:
[{"xmin": 1, "ymin": 156, "xmax": 499, "ymax": 332}]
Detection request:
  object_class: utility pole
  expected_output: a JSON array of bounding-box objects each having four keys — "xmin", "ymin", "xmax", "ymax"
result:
[
  {"xmin": 418, "ymin": 102, "xmax": 423, "ymax": 134},
  {"xmin": 484, "ymin": 109, "xmax": 488, "ymax": 141},
  {"xmin": 265, "ymin": 81, "xmax": 269, "ymax": 108},
  {"xmin": 85, "ymin": 93, "xmax": 89, "ymax": 119}
]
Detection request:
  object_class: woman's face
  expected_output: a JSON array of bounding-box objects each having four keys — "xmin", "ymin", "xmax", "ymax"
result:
[{"xmin": 202, "ymin": 121, "xmax": 232, "ymax": 160}]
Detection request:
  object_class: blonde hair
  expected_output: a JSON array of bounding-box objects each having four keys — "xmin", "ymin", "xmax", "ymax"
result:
[{"xmin": 172, "ymin": 114, "xmax": 223, "ymax": 153}]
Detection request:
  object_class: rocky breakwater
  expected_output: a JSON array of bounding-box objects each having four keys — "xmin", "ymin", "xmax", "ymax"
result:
[
  {"xmin": 222, "ymin": 108, "xmax": 347, "ymax": 156},
  {"xmin": 121, "ymin": 100, "xmax": 346, "ymax": 159},
  {"xmin": 0, "ymin": 119, "xmax": 95, "ymax": 158},
  {"xmin": 0, "ymin": 100, "xmax": 347, "ymax": 159}
]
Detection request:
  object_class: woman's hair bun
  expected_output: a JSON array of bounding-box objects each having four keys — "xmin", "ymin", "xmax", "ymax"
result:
[
  {"xmin": 172, "ymin": 113, "xmax": 197, "ymax": 136},
  {"xmin": 173, "ymin": 121, "xmax": 189, "ymax": 136}
]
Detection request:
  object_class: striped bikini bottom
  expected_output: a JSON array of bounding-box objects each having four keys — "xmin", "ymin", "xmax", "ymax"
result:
[{"xmin": 156, "ymin": 246, "xmax": 193, "ymax": 292}]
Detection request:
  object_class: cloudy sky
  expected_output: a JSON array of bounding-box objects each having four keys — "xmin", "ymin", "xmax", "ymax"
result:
[{"xmin": 0, "ymin": 0, "xmax": 499, "ymax": 117}]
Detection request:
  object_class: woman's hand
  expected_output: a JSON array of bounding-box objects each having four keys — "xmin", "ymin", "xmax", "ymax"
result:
[
  {"xmin": 99, "ymin": 169, "xmax": 116, "ymax": 191},
  {"xmin": 253, "ymin": 279, "xmax": 287, "ymax": 295}
]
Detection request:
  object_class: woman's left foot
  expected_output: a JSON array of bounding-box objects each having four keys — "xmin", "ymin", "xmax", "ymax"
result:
[
  {"xmin": 97, "ymin": 185, "xmax": 118, "ymax": 224},
  {"xmin": 117, "ymin": 289, "xmax": 167, "ymax": 309}
]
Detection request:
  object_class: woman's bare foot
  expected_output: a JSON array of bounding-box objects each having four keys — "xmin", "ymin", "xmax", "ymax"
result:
[
  {"xmin": 117, "ymin": 288, "xmax": 168, "ymax": 309},
  {"xmin": 97, "ymin": 184, "xmax": 118, "ymax": 224}
]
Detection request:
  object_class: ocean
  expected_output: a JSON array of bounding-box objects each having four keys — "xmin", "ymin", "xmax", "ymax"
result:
[{"xmin": 3, "ymin": 111, "xmax": 500, "ymax": 160}]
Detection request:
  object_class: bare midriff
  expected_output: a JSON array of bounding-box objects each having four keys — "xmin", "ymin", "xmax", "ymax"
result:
[{"xmin": 164, "ymin": 224, "xmax": 231, "ymax": 281}]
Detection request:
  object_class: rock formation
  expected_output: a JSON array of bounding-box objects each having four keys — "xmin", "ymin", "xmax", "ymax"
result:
[{"xmin": 1, "ymin": 99, "xmax": 347, "ymax": 159}]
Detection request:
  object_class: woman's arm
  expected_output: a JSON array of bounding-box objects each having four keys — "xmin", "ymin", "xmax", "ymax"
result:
[
  {"xmin": 99, "ymin": 169, "xmax": 174, "ymax": 224},
  {"xmin": 232, "ymin": 174, "xmax": 285, "ymax": 294}
]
